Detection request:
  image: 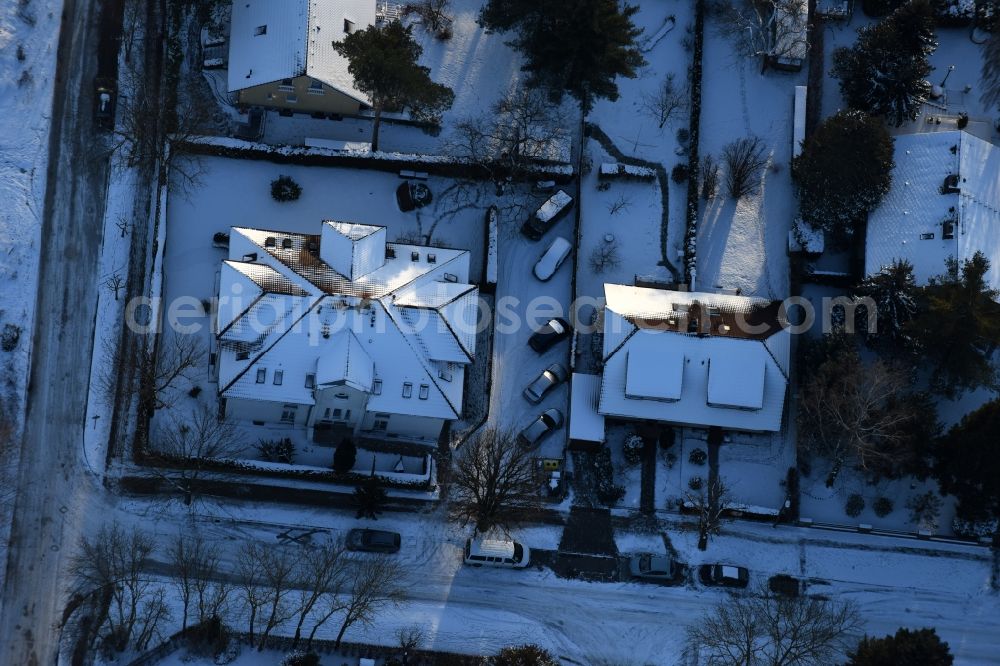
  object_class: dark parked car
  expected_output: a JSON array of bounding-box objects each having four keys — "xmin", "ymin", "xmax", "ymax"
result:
[
  {"xmin": 346, "ymin": 529, "xmax": 401, "ymax": 553},
  {"xmin": 700, "ymin": 564, "xmax": 749, "ymax": 588},
  {"xmin": 520, "ymin": 190, "xmax": 574, "ymax": 240},
  {"xmin": 517, "ymin": 408, "xmax": 564, "ymax": 449},
  {"xmin": 528, "ymin": 318, "xmax": 572, "ymax": 353}
]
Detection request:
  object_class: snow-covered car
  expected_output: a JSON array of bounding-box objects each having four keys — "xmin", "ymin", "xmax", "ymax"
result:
[
  {"xmin": 517, "ymin": 408, "xmax": 564, "ymax": 449},
  {"xmin": 532, "ymin": 236, "xmax": 573, "ymax": 281},
  {"xmin": 522, "ymin": 363, "xmax": 568, "ymax": 404},
  {"xmin": 346, "ymin": 529, "xmax": 401, "ymax": 554},
  {"xmin": 528, "ymin": 318, "xmax": 572, "ymax": 353},
  {"xmin": 700, "ymin": 564, "xmax": 749, "ymax": 588},
  {"xmin": 464, "ymin": 538, "xmax": 531, "ymax": 569},
  {"xmin": 628, "ymin": 553, "xmax": 676, "ymax": 582},
  {"xmin": 521, "ymin": 190, "xmax": 574, "ymax": 240}
]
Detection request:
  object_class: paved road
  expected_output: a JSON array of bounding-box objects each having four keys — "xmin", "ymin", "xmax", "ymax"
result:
[{"xmin": 0, "ymin": 0, "xmax": 110, "ymax": 662}]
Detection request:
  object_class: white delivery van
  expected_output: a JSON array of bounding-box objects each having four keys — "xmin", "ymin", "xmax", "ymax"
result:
[
  {"xmin": 464, "ymin": 538, "xmax": 531, "ymax": 569},
  {"xmin": 533, "ymin": 236, "xmax": 573, "ymax": 281}
]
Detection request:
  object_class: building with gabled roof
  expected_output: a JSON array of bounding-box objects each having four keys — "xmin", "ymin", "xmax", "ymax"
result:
[
  {"xmin": 215, "ymin": 220, "xmax": 478, "ymax": 445},
  {"xmin": 572, "ymin": 284, "xmax": 790, "ymax": 437},
  {"xmin": 865, "ymin": 130, "xmax": 1000, "ymax": 297},
  {"xmin": 227, "ymin": 0, "xmax": 377, "ymax": 115}
]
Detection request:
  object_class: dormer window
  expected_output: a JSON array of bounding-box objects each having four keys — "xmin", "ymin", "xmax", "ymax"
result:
[
  {"xmin": 411, "ymin": 251, "xmax": 419, "ymax": 262},
  {"xmin": 418, "ymin": 384, "xmax": 429, "ymax": 400},
  {"xmin": 427, "ymin": 253, "xmax": 436, "ymax": 264},
  {"xmin": 256, "ymin": 368, "xmax": 266, "ymax": 383},
  {"xmin": 237, "ymin": 351, "xmax": 250, "ymax": 361},
  {"xmin": 255, "ymin": 25, "xmax": 267, "ymax": 36},
  {"xmin": 308, "ymin": 79, "xmax": 324, "ymax": 95},
  {"xmin": 344, "ymin": 18, "xmax": 355, "ymax": 33},
  {"xmin": 264, "ymin": 236, "xmax": 276, "ymax": 247},
  {"xmin": 402, "ymin": 382, "xmax": 413, "ymax": 398},
  {"xmin": 386, "ymin": 247, "xmax": 396, "ymax": 259},
  {"xmin": 282, "ymin": 238, "xmax": 292, "ymax": 249}
]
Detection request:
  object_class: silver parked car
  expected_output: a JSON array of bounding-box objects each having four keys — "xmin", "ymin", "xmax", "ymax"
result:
[
  {"xmin": 522, "ymin": 363, "xmax": 568, "ymax": 404},
  {"xmin": 517, "ymin": 408, "xmax": 564, "ymax": 449},
  {"xmin": 628, "ymin": 553, "xmax": 676, "ymax": 581}
]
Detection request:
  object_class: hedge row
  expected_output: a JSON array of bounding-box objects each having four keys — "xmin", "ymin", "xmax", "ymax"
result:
[{"xmin": 683, "ymin": 0, "xmax": 707, "ymax": 285}]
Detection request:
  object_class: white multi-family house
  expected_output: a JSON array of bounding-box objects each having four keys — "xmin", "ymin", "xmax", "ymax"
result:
[
  {"xmin": 227, "ymin": 0, "xmax": 377, "ymax": 116},
  {"xmin": 865, "ymin": 130, "xmax": 1000, "ymax": 297},
  {"xmin": 570, "ymin": 284, "xmax": 790, "ymax": 443},
  {"xmin": 214, "ymin": 221, "xmax": 478, "ymax": 445}
]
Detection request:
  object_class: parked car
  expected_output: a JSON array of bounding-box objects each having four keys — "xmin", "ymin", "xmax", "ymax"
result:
[
  {"xmin": 517, "ymin": 408, "xmax": 564, "ymax": 448},
  {"xmin": 528, "ymin": 318, "xmax": 572, "ymax": 353},
  {"xmin": 522, "ymin": 363, "xmax": 568, "ymax": 404},
  {"xmin": 212, "ymin": 231, "xmax": 230, "ymax": 249},
  {"xmin": 628, "ymin": 553, "xmax": 676, "ymax": 582},
  {"xmin": 464, "ymin": 538, "xmax": 531, "ymax": 569},
  {"xmin": 346, "ymin": 529, "xmax": 401, "ymax": 554},
  {"xmin": 520, "ymin": 190, "xmax": 574, "ymax": 240},
  {"xmin": 533, "ymin": 236, "xmax": 573, "ymax": 281},
  {"xmin": 768, "ymin": 574, "xmax": 802, "ymax": 597},
  {"xmin": 700, "ymin": 564, "xmax": 749, "ymax": 588}
]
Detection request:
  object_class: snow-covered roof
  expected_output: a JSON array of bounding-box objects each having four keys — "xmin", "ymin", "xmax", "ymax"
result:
[
  {"xmin": 866, "ymin": 131, "xmax": 1000, "ymax": 295},
  {"xmin": 599, "ymin": 284, "xmax": 789, "ymax": 432},
  {"xmin": 227, "ymin": 0, "xmax": 376, "ymax": 104},
  {"xmin": 217, "ymin": 220, "xmax": 477, "ymax": 421},
  {"xmin": 570, "ymin": 373, "xmax": 605, "ymax": 443}
]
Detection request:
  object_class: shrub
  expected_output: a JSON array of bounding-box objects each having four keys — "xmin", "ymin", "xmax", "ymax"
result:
[
  {"xmin": 846, "ymin": 493, "xmax": 866, "ymax": 518},
  {"xmin": 281, "ymin": 652, "xmax": 320, "ymax": 666},
  {"xmin": 494, "ymin": 644, "xmax": 559, "ymax": 666},
  {"xmin": 906, "ymin": 491, "xmax": 942, "ymax": 528},
  {"xmin": 594, "ymin": 447, "xmax": 625, "ymax": 506},
  {"xmin": 671, "ymin": 163, "xmax": 689, "ymax": 183},
  {"xmin": 873, "ymin": 496, "xmax": 894, "ymax": 517},
  {"xmin": 256, "ymin": 437, "xmax": 294, "ymax": 464},
  {"xmin": 957, "ymin": 112, "xmax": 969, "ymax": 129},
  {"xmin": 183, "ymin": 615, "xmax": 231, "ymax": 658},
  {"xmin": 689, "ymin": 448, "xmax": 707, "ymax": 465},
  {"xmin": 688, "ymin": 475, "xmax": 703, "ymax": 491},
  {"xmin": 333, "ymin": 438, "xmax": 357, "ymax": 474},
  {"xmin": 270, "ymin": 175, "xmax": 302, "ymax": 202},
  {"xmin": 1, "ymin": 324, "xmax": 21, "ymax": 352},
  {"xmin": 622, "ymin": 434, "xmax": 645, "ymax": 464},
  {"xmin": 676, "ymin": 127, "xmax": 690, "ymax": 145}
]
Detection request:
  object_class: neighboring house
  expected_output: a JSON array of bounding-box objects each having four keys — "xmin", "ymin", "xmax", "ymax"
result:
[
  {"xmin": 215, "ymin": 221, "xmax": 478, "ymax": 445},
  {"xmin": 767, "ymin": 0, "xmax": 809, "ymax": 71},
  {"xmin": 570, "ymin": 284, "xmax": 790, "ymax": 438},
  {"xmin": 227, "ymin": 0, "xmax": 376, "ymax": 115},
  {"xmin": 865, "ymin": 130, "xmax": 1000, "ymax": 296}
]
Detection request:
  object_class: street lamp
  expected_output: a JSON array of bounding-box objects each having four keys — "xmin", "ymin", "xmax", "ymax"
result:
[{"xmin": 941, "ymin": 64, "xmax": 955, "ymax": 87}]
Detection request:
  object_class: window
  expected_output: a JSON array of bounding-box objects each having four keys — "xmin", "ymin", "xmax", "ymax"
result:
[
  {"xmin": 402, "ymin": 382, "xmax": 413, "ymax": 398},
  {"xmin": 256, "ymin": 368, "xmax": 266, "ymax": 383},
  {"xmin": 418, "ymin": 384, "xmax": 429, "ymax": 400},
  {"xmin": 323, "ymin": 408, "xmax": 331, "ymax": 419},
  {"xmin": 385, "ymin": 247, "xmax": 396, "ymax": 259},
  {"xmin": 427, "ymin": 253, "xmax": 436, "ymax": 264},
  {"xmin": 236, "ymin": 351, "xmax": 250, "ymax": 361},
  {"xmin": 279, "ymin": 78, "xmax": 294, "ymax": 90},
  {"xmin": 308, "ymin": 79, "xmax": 324, "ymax": 95},
  {"xmin": 286, "ymin": 94, "xmax": 298, "ymax": 104},
  {"xmin": 264, "ymin": 236, "xmax": 275, "ymax": 247},
  {"xmin": 344, "ymin": 18, "xmax": 355, "ymax": 33},
  {"xmin": 372, "ymin": 379, "xmax": 382, "ymax": 395},
  {"xmin": 282, "ymin": 238, "xmax": 292, "ymax": 249},
  {"xmin": 305, "ymin": 374, "xmax": 315, "ymax": 389},
  {"xmin": 280, "ymin": 405, "xmax": 297, "ymax": 423},
  {"xmin": 273, "ymin": 370, "xmax": 283, "ymax": 385},
  {"xmin": 254, "ymin": 24, "xmax": 267, "ymax": 36},
  {"xmin": 439, "ymin": 369, "xmax": 453, "ymax": 382},
  {"xmin": 332, "ymin": 408, "xmax": 343, "ymax": 419},
  {"xmin": 373, "ymin": 418, "xmax": 388, "ymax": 431},
  {"xmin": 411, "ymin": 251, "xmax": 419, "ymax": 262}
]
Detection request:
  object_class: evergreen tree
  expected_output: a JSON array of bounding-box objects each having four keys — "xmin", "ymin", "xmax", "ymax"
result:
[
  {"xmin": 333, "ymin": 22, "xmax": 454, "ymax": 151},
  {"xmin": 934, "ymin": 399, "xmax": 1000, "ymax": 527},
  {"xmin": 792, "ymin": 110, "xmax": 894, "ymax": 237},
  {"xmin": 333, "ymin": 438, "xmax": 358, "ymax": 475},
  {"xmin": 853, "ymin": 259, "xmax": 919, "ymax": 352},
  {"xmin": 479, "ymin": 0, "xmax": 645, "ymax": 112},
  {"xmin": 912, "ymin": 252, "xmax": 1000, "ymax": 397},
  {"xmin": 848, "ymin": 627, "xmax": 954, "ymax": 665},
  {"xmin": 831, "ymin": 0, "xmax": 937, "ymax": 126}
]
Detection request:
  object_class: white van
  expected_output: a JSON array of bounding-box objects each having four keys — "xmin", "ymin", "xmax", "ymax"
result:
[
  {"xmin": 464, "ymin": 538, "xmax": 531, "ymax": 569},
  {"xmin": 533, "ymin": 236, "xmax": 572, "ymax": 281}
]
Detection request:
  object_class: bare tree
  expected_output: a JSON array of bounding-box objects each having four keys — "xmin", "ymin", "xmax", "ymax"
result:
[
  {"xmin": 686, "ymin": 476, "xmax": 732, "ymax": 550},
  {"xmin": 398, "ymin": 624, "xmax": 425, "ymax": 651},
  {"xmin": 589, "ymin": 238, "xmax": 622, "ymax": 274},
  {"xmin": 701, "ymin": 153, "xmax": 720, "ymax": 200},
  {"xmin": 407, "ymin": 0, "xmax": 453, "ymax": 37},
  {"xmin": 145, "ymin": 332, "xmax": 205, "ymax": 410},
  {"xmin": 120, "ymin": 0, "xmax": 143, "ymax": 64},
  {"xmin": 607, "ymin": 194, "xmax": 632, "ymax": 215},
  {"xmin": 115, "ymin": 216, "xmax": 132, "ymax": 238},
  {"xmin": 798, "ymin": 354, "xmax": 923, "ymax": 486},
  {"xmin": 290, "ymin": 539, "xmax": 349, "ymax": 650},
  {"xmin": 641, "ymin": 72, "xmax": 687, "ymax": 129},
  {"xmin": 712, "ymin": 0, "xmax": 809, "ymax": 70},
  {"xmin": 332, "ymin": 557, "xmax": 403, "ymax": 649},
  {"xmin": 450, "ymin": 427, "xmax": 540, "ymax": 534},
  {"xmin": 149, "ymin": 405, "xmax": 242, "ymax": 506},
  {"xmin": 722, "ymin": 136, "xmax": 769, "ymax": 199},
  {"xmin": 687, "ymin": 585, "xmax": 861, "ymax": 666},
  {"xmin": 68, "ymin": 524, "xmax": 164, "ymax": 654},
  {"xmin": 104, "ymin": 273, "xmax": 125, "ymax": 301},
  {"xmin": 168, "ymin": 533, "xmax": 225, "ymax": 633},
  {"xmin": 256, "ymin": 544, "xmax": 301, "ymax": 649},
  {"xmin": 235, "ymin": 543, "xmax": 268, "ymax": 646}
]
